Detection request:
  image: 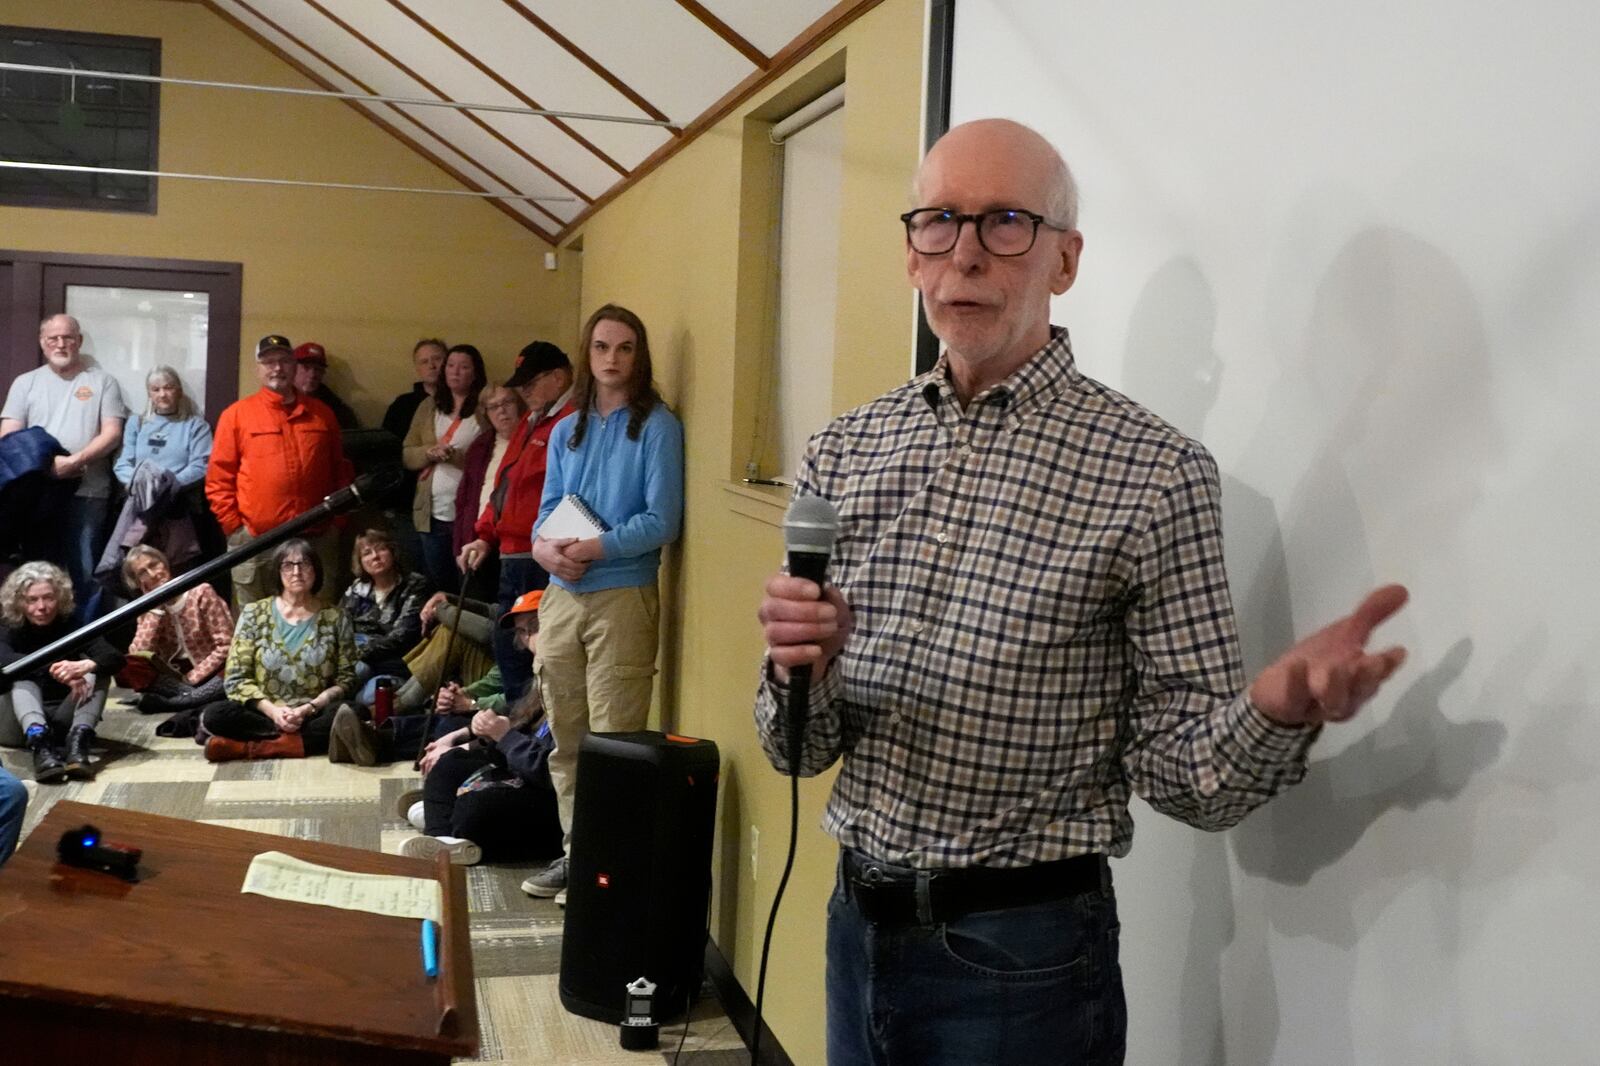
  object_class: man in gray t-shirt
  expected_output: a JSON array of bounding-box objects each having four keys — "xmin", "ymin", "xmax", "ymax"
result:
[{"xmin": 0, "ymin": 314, "xmax": 127, "ymax": 605}]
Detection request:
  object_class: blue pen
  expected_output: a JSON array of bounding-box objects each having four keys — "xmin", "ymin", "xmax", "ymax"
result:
[{"xmin": 420, "ymin": 918, "xmax": 439, "ymax": 979}]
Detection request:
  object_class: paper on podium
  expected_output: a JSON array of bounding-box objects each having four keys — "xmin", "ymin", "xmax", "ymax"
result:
[{"xmin": 242, "ymin": 850, "xmax": 442, "ymax": 923}]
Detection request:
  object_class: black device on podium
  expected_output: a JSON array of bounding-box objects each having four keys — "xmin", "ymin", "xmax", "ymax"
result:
[{"xmin": 559, "ymin": 731, "xmax": 719, "ymax": 1024}]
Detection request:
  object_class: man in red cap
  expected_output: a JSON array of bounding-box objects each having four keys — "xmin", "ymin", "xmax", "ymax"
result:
[
  {"xmin": 292, "ymin": 341, "xmax": 360, "ymax": 430},
  {"xmin": 207, "ymin": 335, "xmax": 354, "ymax": 608}
]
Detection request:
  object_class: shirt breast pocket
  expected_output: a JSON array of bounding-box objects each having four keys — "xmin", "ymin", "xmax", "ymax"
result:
[{"xmin": 245, "ymin": 426, "xmax": 287, "ymax": 460}]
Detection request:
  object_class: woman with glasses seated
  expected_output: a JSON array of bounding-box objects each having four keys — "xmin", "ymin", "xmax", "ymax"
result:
[
  {"xmin": 339, "ymin": 527, "xmax": 431, "ymax": 707},
  {"xmin": 200, "ymin": 538, "xmax": 356, "ymax": 761}
]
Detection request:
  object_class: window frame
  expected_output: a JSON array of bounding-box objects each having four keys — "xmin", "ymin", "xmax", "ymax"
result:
[{"xmin": 0, "ymin": 24, "xmax": 162, "ymax": 215}]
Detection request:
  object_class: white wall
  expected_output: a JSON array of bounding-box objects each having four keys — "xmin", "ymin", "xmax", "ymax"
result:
[{"xmin": 952, "ymin": 3, "xmax": 1600, "ymax": 1063}]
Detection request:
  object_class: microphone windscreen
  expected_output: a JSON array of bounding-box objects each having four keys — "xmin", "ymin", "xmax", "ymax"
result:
[{"xmin": 784, "ymin": 495, "xmax": 840, "ymax": 557}]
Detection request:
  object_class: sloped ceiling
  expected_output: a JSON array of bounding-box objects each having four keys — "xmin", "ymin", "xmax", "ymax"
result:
[{"xmin": 199, "ymin": 0, "xmax": 879, "ymax": 243}]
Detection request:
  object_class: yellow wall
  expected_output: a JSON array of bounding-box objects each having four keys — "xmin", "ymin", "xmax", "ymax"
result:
[
  {"xmin": 569, "ymin": 0, "xmax": 924, "ymax": 1059},
  {"xmin": 0, "ymin": 0, "xmax": 580, "ymax": 418}
]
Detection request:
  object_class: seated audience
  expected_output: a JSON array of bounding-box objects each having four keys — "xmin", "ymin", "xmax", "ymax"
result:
[
  {"xmin": 403, "ymin": 343, "xmax": 488, "ymax": 593},
  {"xmin": 0, "ymin": 561, "xmax": 123, "ymax": 782},
  {"xmin": 0, "ymin": 765, "xmax": 25, "ymax": 867},
  {"xmin": 390, "ymin": 591, "xmax": 497, "ymax": 713},
  {"xmin": 340, "ymin": 528, "xmax": 431, "ymax": 705},
  {"xmin": 394, "ymin": 590, "xmax": 559, "ymax": 865},
  {"xmin": 324, "ymin": 589, "xmax": 538, "ymax": 766},
  {"xmin": 200, "ymin": 539, "xmax": 356, "ymax": 761},
  {"xmin": 120, "ymin": 545, "xmax": 233, "ymax": 712}
]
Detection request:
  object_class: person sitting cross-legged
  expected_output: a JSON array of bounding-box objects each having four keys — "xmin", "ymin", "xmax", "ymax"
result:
[
  {"xmin": 332, "ymin": 589, "xmax": 538, "ymax": 767},
  {"xmin": 119, "ymin": 545, "xmax": 233, "ymax": 714},
  {"xmin": 396, "ymin": 591, "xmax": 560, "ymax": 866},
  {"xmin": 200, "ymin": 538, "xmax": 356, "ymax": 761},
  {"xmin": 0, "ymin": 561, "xmax": 123, "ymax": 782},
  {"xmin": 340, "ymin": 527, "xmax": 431, "ymax": 707}
]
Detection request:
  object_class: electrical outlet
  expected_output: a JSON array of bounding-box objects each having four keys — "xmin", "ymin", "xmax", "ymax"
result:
[{"xmin": 751, "ymin": 826, "xmax": 760, "ymax": 881}]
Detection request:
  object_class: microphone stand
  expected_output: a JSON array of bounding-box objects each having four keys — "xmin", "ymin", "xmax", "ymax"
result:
[{"xmin": 0, "ymin": 470, "xmax": 400, "ymax": 685}]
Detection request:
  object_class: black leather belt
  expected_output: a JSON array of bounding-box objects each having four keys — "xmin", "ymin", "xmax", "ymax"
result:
[{"xmin": 841, "ymin": 848, "xmax": 1108, "ymax": 926}]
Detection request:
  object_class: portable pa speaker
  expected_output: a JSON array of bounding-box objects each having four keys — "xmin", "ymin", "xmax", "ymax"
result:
[{"xmin": 558, "ymin": 730, "xmax": 719, "ymax": 1023}]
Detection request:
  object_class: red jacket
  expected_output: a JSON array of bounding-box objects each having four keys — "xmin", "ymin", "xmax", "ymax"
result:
[
  {"xmin": 474, "ymin": 400, "xmax": 576, "ymax": 555},
  {"xmin": 206, "ymin": 389, "xmax": 353, "ymax": 536}
]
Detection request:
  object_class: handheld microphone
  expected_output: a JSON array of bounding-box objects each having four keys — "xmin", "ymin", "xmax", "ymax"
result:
[{"xmin": 782, "ymin": 495, "xmax": 840, "ymax": 776}]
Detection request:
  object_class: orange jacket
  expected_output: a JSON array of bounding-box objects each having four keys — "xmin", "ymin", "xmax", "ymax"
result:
[{"xmin": 205, "ymin": 389, "xmax": 353, "ymax": 536}]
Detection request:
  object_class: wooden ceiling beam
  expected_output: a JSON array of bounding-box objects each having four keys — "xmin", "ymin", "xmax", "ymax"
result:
[
  {"xmin": 674, "ymin": 0, "xmax": 771, "ymax": 71},
  {"xmin": 297, "ymin": 0, "xmax": 593, "ymax": 205},
  {"xmin": 388, "ymin": 0, "xmax": 631, "ymax": 178},
  {"xmin": 499, "ymin": 0, "xmax": 678, "ymax": 132},
  {"xmin": 557, "ymin": 0, "xmax": 883, "ymax": 243},
  {"xmin": 200, "ymin": 0, "xmax": 563, "ymax": 237}
]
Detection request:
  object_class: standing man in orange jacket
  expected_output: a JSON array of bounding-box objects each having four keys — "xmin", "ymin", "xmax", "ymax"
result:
[{"xmin": 207, "ymin": 335, "xmax": 354, "ymax": 609}]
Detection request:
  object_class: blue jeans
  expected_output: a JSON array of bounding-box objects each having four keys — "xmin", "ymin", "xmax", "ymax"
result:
[
  {"xmin": 66, "ymin": 492, "xmax": 109, "ymax": 611},
  {"xmin": 0, "ymin": 767, "xmax": 28, "ymax": 867},
  {"xmin": 418, "ymin": 517, "xmax": 459, "ymax": 596},
  {"xmin": 825, "ymin": 854, "xmax": 1127, "ymax": 1065},
  {"xmin": 494, "ymin": 555, "xmax": 548, "ymax": 704}
]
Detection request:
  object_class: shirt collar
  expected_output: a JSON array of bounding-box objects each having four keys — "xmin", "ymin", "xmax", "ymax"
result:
[{"xmin": 909, "ymin": 326, "xmax": 1080, "ymax": 427}]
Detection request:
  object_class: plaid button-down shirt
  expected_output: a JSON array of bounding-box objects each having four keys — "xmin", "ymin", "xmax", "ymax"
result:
[{"xmin": 755, "ymin": 329, "xmax": 1316, "ymax": 869}]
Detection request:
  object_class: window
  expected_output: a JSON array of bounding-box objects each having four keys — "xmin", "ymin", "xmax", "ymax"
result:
[
  {"xmin": 0, "ymin": 25, "xmax": 160, "ymax": 213},
  {"xmin": 738, "ymin": 83, "xmax": 846, "ymax": 486}
]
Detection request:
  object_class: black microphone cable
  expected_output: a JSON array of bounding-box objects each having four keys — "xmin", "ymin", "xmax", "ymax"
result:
[{"xmin": 750, "ymin": 495, "xmax": 838, "ymax": 1064}]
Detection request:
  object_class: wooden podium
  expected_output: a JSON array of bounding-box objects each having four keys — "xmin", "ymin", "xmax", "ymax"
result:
[{"xmin": 0, "ymin": 801, "xmax": 477, "ymax": 1065}]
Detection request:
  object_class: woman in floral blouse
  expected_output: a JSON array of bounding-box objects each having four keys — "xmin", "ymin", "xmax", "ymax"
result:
[
  {"xmin": 121, "ymin": 545, "xmax": 233, "ymax": 712},
  {"xmin": 200, "ymin": 538, "xmax": 356, "ymax": 761}
]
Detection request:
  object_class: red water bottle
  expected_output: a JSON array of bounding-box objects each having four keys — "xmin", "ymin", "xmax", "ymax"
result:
[{"xmin": 373, "ymin": 678, "xmax": 395, "ymax": 727}]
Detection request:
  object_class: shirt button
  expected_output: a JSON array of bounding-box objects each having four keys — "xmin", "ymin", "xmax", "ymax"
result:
[
  {"xmin": 910, "ymin": 620, "xmax": 924, "ymax": 634},
  {"xmin": 934, "ymin": 531, "xmax": 948, "ymax": 545}
]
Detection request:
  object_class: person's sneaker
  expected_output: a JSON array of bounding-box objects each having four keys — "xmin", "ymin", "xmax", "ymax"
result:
[
  {"xmin": 400, "ymin": 834, "xmax": 482, "ymax": 866},
  {"xmin": 405, "ymin": 801, "xmax": 427, "ymax": 831},
  {"xmin": 521, "ymin": 856, "xmax": 567, "ymax": 898},
  {"xmin": 330, "ymin": 705, "xmax": 379, "ymax": 766},
  {"xmin": 554, "ymin": 887, "xmax": 567, "ymax": 907},
  {"xmin": 394, "ymin": 787, "xmax": 426, "ymax": 821}
]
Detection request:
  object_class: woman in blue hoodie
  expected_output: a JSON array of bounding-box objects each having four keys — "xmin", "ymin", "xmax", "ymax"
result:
[{"xmin": 525, "ymin": 304, "xmax": 683, "ymax": 900}]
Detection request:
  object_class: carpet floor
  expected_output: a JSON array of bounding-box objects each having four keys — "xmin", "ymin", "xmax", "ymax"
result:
[{"xmin": 1, "ymin": 698, "xmax": 748, "ymax": 1065}]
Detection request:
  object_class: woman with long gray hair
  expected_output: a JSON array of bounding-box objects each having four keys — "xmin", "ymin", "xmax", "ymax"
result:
[{"xmin": 113, "ymin": 366, "xmax": 212, "ymax": 489}]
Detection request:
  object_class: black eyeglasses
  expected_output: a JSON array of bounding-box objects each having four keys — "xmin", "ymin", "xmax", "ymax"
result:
[{"xmin": 899, "ymin": 208, "xmax": 1069, "ymax": 257}]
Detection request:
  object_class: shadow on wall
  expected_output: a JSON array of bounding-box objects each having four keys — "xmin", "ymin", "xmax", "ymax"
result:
[
  {"xmin": 1220, "ymin": 226, "xmax": 1508, "ymax": 1064},
  {"xmin": 1120, "ymin": 227, "xmax": 1520, "ymax": 1063},
  {"xmin": 1119, "ymin": 256, "xmax": 1249, "ymax": 1066}
]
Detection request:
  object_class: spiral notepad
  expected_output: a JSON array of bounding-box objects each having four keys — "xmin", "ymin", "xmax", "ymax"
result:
[{"xmin": 540, "ymin": 494, "xmax": 610, "ymax": 539}]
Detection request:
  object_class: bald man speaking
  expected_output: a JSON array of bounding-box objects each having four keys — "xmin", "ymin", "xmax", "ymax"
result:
[{"xmin": 753, "ymin": 119, "xmax": 1409, "ymax": 1063}]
